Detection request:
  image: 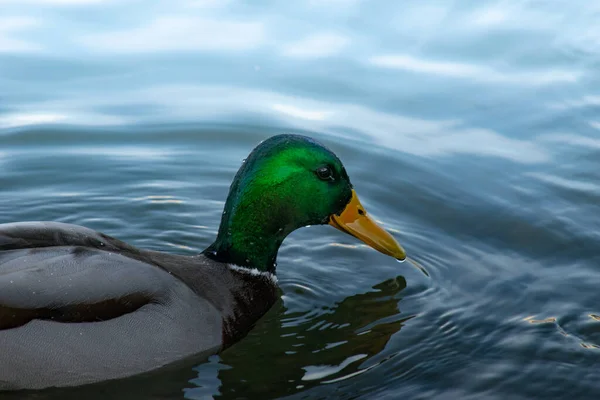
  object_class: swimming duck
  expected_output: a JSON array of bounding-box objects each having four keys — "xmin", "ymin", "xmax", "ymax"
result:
[{"xmin": 0, "ymin": 134, "xmax": 405, "ymax": 390}]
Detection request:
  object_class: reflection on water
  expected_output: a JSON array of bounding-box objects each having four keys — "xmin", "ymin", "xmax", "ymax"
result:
[{"xmin": 203, "ymin": 276, "xmax": 410, "ymax": 399}]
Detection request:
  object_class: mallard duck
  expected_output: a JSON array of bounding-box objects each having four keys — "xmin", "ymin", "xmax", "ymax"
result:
[{"xmin": 0, "ymin": 134, "xmax": 405, "ymax": 390}]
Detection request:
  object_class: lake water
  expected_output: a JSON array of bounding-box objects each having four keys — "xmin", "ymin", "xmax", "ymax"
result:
[{"xmin": 1, "ymin": 0, "xmax": 600, "ymax": 399}]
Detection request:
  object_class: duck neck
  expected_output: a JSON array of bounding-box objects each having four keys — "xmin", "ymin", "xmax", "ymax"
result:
[
  {"xmin": 204, "ymin": 225, "xmax": 283, "ymax": 273},
  {"xmin": 203, "ymin": 190, "xmax": 293, "ymax": 273}
]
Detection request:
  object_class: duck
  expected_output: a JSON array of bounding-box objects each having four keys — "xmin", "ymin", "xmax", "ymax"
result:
[{"xmin": 0, "ymin": 134, "xmax": 405, "ymax": 390}]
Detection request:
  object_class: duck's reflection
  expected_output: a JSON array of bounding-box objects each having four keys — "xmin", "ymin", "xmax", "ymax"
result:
[
  {"xmin": 201, "ymin": 275, "xmax": 410, "ymax": 399},
  {"xmin": 5, "ymin": 275, "xmax": 410, "ymax": 400}
]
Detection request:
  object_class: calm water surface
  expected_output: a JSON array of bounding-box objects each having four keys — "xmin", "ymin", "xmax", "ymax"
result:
[{"xmin": 1, "ymin": 1, "xmax": 600, "ymax": 399}]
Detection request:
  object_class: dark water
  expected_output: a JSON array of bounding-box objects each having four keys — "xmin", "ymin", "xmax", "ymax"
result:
[{"xmin": 1, "ymin": 1, "xmax": 600, "ymax": 399}]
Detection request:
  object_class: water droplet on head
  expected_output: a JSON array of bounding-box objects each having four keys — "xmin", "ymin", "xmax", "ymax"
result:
[{"xmin": 245, "ymin": 258, "xmax": 250, "ymax": 264}]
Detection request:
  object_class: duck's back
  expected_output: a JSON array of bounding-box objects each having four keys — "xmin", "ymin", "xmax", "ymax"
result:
[{"xmin": 0, "ymin": 222, "xmax": 224, "ymax": 390}]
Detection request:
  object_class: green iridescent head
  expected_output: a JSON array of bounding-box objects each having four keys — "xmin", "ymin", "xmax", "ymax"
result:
[{"xmin": 204, "ymin": 134, "xmax": 405, "ymax": 272}]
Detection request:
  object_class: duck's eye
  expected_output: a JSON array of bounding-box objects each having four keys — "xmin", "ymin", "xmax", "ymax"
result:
[{"xmin": 316, "ymin": 166, "xmax": 334, "ymax": 181}]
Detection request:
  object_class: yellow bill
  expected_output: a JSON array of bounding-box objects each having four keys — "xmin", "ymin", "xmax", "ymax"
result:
[{"xmin": 329, "ymin": 190, "xmax": 406, "ymax": 261}]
